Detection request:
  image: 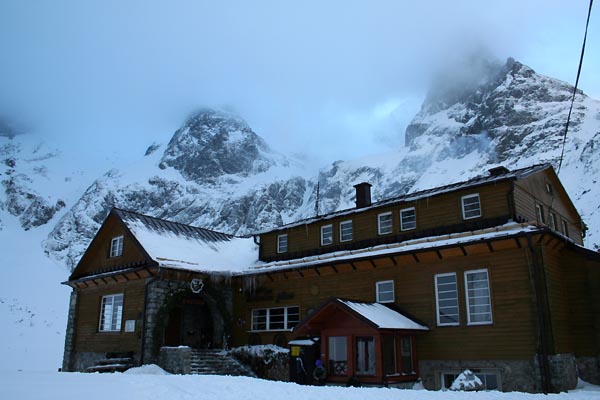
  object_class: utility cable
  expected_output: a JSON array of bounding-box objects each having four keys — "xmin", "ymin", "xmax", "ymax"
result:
[{"xmin": 557, "ymin": 0, "xmax": 594, "ymax": 174}]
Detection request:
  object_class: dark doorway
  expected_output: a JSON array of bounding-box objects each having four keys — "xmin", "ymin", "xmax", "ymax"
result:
[{"xmin": 164, "ymin": 297, "xmax": 214, "ymax": 348}]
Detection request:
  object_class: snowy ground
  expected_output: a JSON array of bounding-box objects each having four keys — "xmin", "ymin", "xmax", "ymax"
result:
[{"xmin": 2, "ymin": 367, "xmax": 600, "ymax": 400}]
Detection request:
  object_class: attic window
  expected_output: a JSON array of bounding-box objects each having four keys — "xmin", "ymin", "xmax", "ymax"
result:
[
  {"xmin": 110, "ymin": 236, "xmax": 124, "ymax": 258},
  {"xmin": 277, "ymin": 234, "xmax": 288, "ymax": 253},
  {"xmin": 378, "ymin": 212, "xmax": 393, "ymax": 235},
  {"xmin": 321, "ymin": 225, "xmax": 333, "ymax": 246},
  {"xmin": 545, "ymin": 182, "xmax": 553, "ymax": 194},
  {"xmin": 461, "ymin": 194, "xmax": 481, "ymax": 220}
]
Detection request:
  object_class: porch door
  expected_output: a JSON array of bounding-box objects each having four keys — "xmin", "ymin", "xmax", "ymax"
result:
[{"xmin": 355, "ymin": 336, "xmax": 375, "ymax": 375}]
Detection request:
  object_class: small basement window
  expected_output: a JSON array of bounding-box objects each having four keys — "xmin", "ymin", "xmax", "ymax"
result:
[
  {"xmin": 277, "ymin": 234, "xmax": 288, "ymax": 253},
  {"xmin": 321, "ymin": 224, "xmax": 333, "ymax": 246},
  {"xmin": 462, "ymin": 194, "xmax": 481, "ymax": 220},
  {"xmin": 110, "ymin": 236, "xmax": 124, "ymax": 258},
  {"xmin": 378, "ymin": 212, "xmax": 393, "ymax": 235}
]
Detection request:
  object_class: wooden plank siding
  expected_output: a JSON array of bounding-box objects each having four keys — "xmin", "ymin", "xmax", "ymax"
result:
[
  {"xmin": 71, "ymin": 213, "xmax": 151, "ymax": 279},
  {"xmin": 73, "ymin": 279, "xmax": 147, "ymax": 354},
  {"xmin": 513, "ymin": 170, "xmax": 583, "ymax": 244},
  {"xmin": 543, "ymin": 245, "xmax": 600, "ymax": 356},
  {"xmin": 232, "ymin": 237, "xmax": 539, "ymax": 360},
  {"xmin": 259, "ymin": 180, "xmax": 514, "ymax": 261}
]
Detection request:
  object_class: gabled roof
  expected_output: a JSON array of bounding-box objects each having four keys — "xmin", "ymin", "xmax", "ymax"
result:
[
  {"xmin": 258, "ymin": 163, "xmax": 552, "ymax": 233},
  {"xmin": 293, "ymin": 298, "xmax": 428, "ymax": 336},
  {"xmin": 114, "ymin": 208, "xmax": 257, "ymax": 274},
  {"xmin": 338, "ymin": 299, "xmax": 429, "ymax": 330}
]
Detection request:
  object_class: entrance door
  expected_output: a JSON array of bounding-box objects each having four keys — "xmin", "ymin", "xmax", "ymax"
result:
[{"xmin": 181, "ymin": 301, "xmax": 213, "ymax": 348}]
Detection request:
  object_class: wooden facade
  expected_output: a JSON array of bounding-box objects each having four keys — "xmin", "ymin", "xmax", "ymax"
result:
[{"xmin": 62, "ymin": 164, "xmax": 600, "ymax": 393}]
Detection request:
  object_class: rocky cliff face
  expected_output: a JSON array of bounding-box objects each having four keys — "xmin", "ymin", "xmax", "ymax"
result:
[{"xmin": 5, "ymin": 58, "xmax": 598, "ymax": 270}]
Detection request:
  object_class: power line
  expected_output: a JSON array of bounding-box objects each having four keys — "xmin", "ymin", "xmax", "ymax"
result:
[{"xmin": 557, "ymin": 0, "xmax": 594, "ymax": 174}]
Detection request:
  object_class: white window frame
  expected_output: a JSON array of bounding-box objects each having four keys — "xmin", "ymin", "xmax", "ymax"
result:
[
  {"xmin": 110, "ymin": 235, "xmax": 124, "ymax": 258},
  {"xmin": 400, "ymin": 207, "xmax": 416, "ymax": 231},
  {"xmin": 277, "ymin": 234, "xmax": 288, "ymax": 253},
  {"xmin": 464, "ymin": 269, "xmax": 493, "ymax": 325},
  {"xmin": 548, "ymin": 212, "xmax": 557, "ymax": 230},
  {"xmin": 99, "ymin": 293, "xmax": 124, "ymax": 332},
  {"xmin": 378, "ymin": 212, "xmax": 393, "ymax": 235},
  {"xmin": 321, "ymin": 224, "xmax": 333, "ymax": 246},
  {"xmin": 250, "ymin": 306, "xmax": 300, "ymax": 332},
  {"xmin": 461, "ymin": 194, "xmax": 481, "ymax": 220},
  {"xmin": 376, "ymin": 280, "xmax": 394, "ymax": 303},
  {"xmin": 535, "ymin": 204, "xmax": 544, "ymax": 224},
  {"xmin": 435, "ymin": 272, "xmax": 460, "ymax": 326},
  {"xmin": 340, "ymin": 220, "xmax": 353, "ymax": 242},
  {"xmin": 562, "ymin": 219, "xmax": 569, "ymax": 238}
]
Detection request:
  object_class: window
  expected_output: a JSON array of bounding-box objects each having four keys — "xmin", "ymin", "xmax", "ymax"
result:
[
  {"xmin": 401, "ymin": 336, "xmax": 414, "ymax": 374},
  {"xmin": 340, "ymin": 220, "xmax": 353, "ymax": 242},
  {"xmin": 328, "ymin": 336, "xmax": 348, "ymax": 376},
  {"xmin": 376, "ymin": 280, "xmax": 394, "ymax": 303},
  {"xmin": 548, "ymin": 212, "xmax": 557, "ymax": 230},
  {"xmin": 321, "ymin": 224, "xmax": 333, "ymax": 246},
  {"xmin": 99, "ymin": 294, "xmax": 123, "ymax": 332},
  {"xmin": 435, "ymin": 273, "xmax": 459, "ymax": 326},
  {"xmin": 400, "ymin": 207, "xmax": 416, "ymax": 231},
  {"xmin": 355, "ymin": 336, "xmax": 376, "ymax": 375},
  {"xmin": 382, "ymin": 336, "xmax": 397, "ymax": 375},
  {"xmin": 251, "ymin": 306, "xmax": 300, "ymax": 331},
  {"xmin": 462, "ymin": 194, "xmax": 481, "ymax": 220},
  {"xmin": 378, "ymin": 212, "xmax": 393, "ymax": 235},
  {"xmin": 465, "ymin": 269, "xmax": 493, "ymax": 325},
  {"xmin": 441, "ymin": 370, "xmax": 500, "ymax": 390},
  {"xmin": 535, "ymin": 204, "xmax": 544, "ymax": 224},
  {"xmin": 562, "ymin": 219, "xmax": 569, "ymax": 238},
  {"xmin": 277, "ymin": 234, "xmax": 288, "ymax": 253},
  {"xmin": 110, "ymin": 235, "xmax": 124, "ymax": 258}
]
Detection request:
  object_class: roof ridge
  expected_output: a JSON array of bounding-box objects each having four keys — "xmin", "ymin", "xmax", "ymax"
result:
[{"xmin": 113, "ymin": 208, "xmax": 234, "ymax": 238}]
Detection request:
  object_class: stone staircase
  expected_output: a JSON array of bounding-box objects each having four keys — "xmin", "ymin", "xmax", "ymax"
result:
[{"xmin": 190, "ymin": 349, "xmax": 256, "ymax": 377}]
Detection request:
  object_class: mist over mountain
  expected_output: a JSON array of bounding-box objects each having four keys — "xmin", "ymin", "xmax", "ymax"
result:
[{"xmin": 1, "ymin": 57, "xmax": 599, "ymax": 273}]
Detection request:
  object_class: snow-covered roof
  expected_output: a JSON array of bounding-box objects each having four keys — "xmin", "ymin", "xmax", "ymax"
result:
[
  {"xmin": 257, "ymin": 163, "xmax": 551, "ymax": 233},
  {"xmin": 248, "ymin": 222, "xmax": 541, "ymax": 274},
  {"xmin": 339, "ymin": 300, "xmax": 429, "ymax": 331},
  {"xmin": 115, "ymin": 209, "xmax": 258, "ymax": 274}
]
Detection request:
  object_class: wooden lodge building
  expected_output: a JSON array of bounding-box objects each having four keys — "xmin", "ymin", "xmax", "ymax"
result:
[{"xmin": 61, "ymin": 164, "xmax": 600, "ymax": 393}]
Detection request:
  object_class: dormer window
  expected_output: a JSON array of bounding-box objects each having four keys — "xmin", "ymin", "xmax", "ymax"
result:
[
  {"xmin": 378, "ymin": 212, "xmax": 393, "ymax": 235},
  {"xmin": 277, "ymin": 234, "xmax": 288, "ymax": 253},
  {"xmin": 461, "ymin": 194, "xmax": 481, "ymax": 220},
  {"xmin": 110, "ymin": 236, "xmax": 124, "ymax": 258},
  {"xmin": 340, "ymin": 220, "xmax": 353, "ymax": 242},
  {"xmin": 400, "ymin": 207, "xmax": 416, "ymax": 231},
  {"xmin": 321, "ymin": 225, "xmax": 333, "ymax": 246}
]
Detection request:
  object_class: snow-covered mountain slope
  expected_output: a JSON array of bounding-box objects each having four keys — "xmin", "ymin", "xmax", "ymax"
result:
[
  {"xmin": 42, "ymin": 60, "xmax": 600, "ymax": 271},
  {"xmin": 43, "ymin": 109, "xmax": 313, "ymax": 268}
]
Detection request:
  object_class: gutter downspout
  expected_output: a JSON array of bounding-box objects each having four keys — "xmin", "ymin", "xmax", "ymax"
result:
[
  {"xmin": 526, "ymin": 233, "xmax": 552, "ymax": 394},
  {"xmin": 139, "ymin": 267, "xmax": 159, "ymax": 365}
]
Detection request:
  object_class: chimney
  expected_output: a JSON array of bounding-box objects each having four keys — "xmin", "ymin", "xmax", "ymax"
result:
[
  {"xmin": 354, "ymin": 182, "xmax": 372, "ymax": 208},
  {"xmin": 488, "ymin": 166, "xmax": 509, "ymax": 176}
]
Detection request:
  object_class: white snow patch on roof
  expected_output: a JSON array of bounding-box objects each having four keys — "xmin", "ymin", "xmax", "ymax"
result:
[
  {"xmin": 125, "ymin": 218, "xmax": 258, "ymax": 273},
  {"xmin": 340, "ymin": 300, "xmax": 428, "ymax": 330}
]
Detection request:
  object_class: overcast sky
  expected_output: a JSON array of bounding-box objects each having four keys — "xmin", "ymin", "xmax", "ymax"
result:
[{"xmin": 0, "ymin": 1, "xmax": 598, "ymax": 169}]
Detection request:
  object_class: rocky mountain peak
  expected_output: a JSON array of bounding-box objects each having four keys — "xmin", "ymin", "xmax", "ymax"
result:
[{"xmin": 158, "ymin": 108, "xmax": 277, "ymax": 183}]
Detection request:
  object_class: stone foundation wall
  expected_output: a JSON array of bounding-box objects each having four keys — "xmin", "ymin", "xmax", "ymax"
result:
[
  {"xmin": 61, "ymin": 291, "xmax": 78, "ymax": 372},
  {"xmin": 576, "ymin": 356, "xmax": 600, "ymax": 385},
  {"xmin": 159, "ymin": 346, "xmax": 192, "ymax": 374},
  {"xmin": 420, "ymin": 354, "xmax": 581, "ymax": 393}
]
